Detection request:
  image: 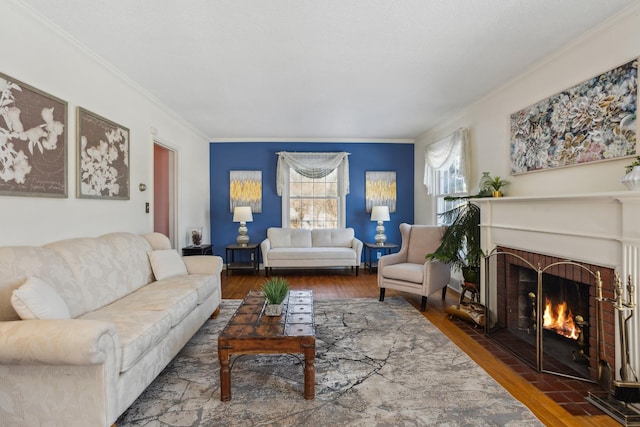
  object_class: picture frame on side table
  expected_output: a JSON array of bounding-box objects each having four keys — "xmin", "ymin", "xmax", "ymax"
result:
[
  {"xmin": 0, "ymin": 72, "xmax": 68, "ymax": 198},
  {"xmin": 77, "ymin": 107, "xmax": 130, "ymax": 199}
]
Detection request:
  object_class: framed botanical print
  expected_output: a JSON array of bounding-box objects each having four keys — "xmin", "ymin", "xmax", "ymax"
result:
[
  {"xmin": 0, "ymin": 72, "xmax": 68, "ymax": 197},
  {"xmin": 77, "ymin": 107, "xmax": 130, "ymax": 199}
]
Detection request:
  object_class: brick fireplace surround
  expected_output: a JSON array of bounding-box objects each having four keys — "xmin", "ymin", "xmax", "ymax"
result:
[{"xmin": 474, "ymin": 192, "xmax": 640, "ymax": 416}]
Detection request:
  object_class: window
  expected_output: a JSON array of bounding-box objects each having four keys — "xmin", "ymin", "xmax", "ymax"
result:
[
  {"xmin": 276, "ymin": 152, "xmax": 349, "ymax": 229},
  {"xmin": 424, "ymin": 128, "xmax": 469, "ymax": 225},
  {"xmin": 435, "ymin": 159, "xmax": 468, "ymax": 226},
  {"xmin": 288, "ymin": 168, "xmax": 338, "ymax": 229}
]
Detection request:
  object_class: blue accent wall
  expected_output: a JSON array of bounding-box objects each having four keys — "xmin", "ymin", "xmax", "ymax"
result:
[{"xmin": 209, "ymin": 142, "xmax": 414, "ymax": 262}]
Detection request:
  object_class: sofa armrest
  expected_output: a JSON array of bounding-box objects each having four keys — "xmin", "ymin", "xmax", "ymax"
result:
[
  {"xmin": 352, "ymin": 237, "xmax": 363, "ymax": 261},
  {"xmin": 182, "ymin": 255, "xmax": 223, "ymax": 275},
  {"xmin": 0, "ymin": 319, "xmax": 120, "ymax": 366},
  {"xmin": 260, "ymin": 238, "xmax": 271, "ymax": 267}
]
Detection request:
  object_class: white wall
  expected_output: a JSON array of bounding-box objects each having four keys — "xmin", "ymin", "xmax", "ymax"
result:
[
  {"xmin": 1, "ymin": 1, "xmax": 210, "ymax": 247},
  {"xmin": 414, "ymin": 4, "xmax": 640, "ymax": 225}
]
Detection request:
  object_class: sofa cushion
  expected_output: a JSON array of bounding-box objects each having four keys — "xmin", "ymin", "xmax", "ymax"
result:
[
  {"xmin": 150, "ymin": 275, "xmax": 218, "ymax": 304},
  {"xmin": 268, "ymin": 247, "xmax": 356, "ymax": 261},
  {"xmin": 10, "ymin": 277, "xmax": 71, "ymax": 320},
  {"xmin": 45, "ymin": 233, "xmax": 155, "ymax": 315},
  {"xmin": 381, "ymin": 263, "xmax": 424, "ymax": 284},
  {"xmin": 111, "ymin": 285, "xmax": 198, "ymax": 327},
  {"xmin": 267, "ymin": 228, "xmax": 312, "ymax": 248},
  {"xmin": 311, "ymin": 228, "xmax": 354, "ymax": 247},
  {"xmin": 80, "ymin": 307, "xmax": 172, "ymax": 373},
  {"xmin": 0, "ymin": 246, "xmax": 85, "ymax": 320},
  {"xmin": 148, "ymin": 249, "xmax": 188, "ymax": 280}
]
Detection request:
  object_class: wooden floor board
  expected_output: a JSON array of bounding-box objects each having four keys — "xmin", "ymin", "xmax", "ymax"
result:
[{"xmin": 221, "ymin": 268, "xmax": 617, "ymax": 426}]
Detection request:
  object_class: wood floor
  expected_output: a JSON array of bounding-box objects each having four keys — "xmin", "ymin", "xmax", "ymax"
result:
[{"xmin": 221, "ymin": 268, "xmax": 617, "ymax": 427}]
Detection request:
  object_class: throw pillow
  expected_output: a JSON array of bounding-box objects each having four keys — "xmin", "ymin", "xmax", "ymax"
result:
[
  {"xmin": 148, "ymin": 249, "xmax": 188, "ymax": 280},
  {"xmin": 11, "ymin": 277, "xmax": 71, "ymax": 320}
]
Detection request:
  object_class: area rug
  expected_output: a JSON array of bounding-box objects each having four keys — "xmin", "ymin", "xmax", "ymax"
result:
[{"xmin": 117, "ymin": 298, "xmax": 542, "ymax": 426}]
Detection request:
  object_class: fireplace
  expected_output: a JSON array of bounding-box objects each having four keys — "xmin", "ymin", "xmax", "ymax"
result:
[
  {"xmin": 474, "ymin": 192, "xmax": 640, "ymax": 388},
  {"xmin": 485, "ymin": 246, "xmax": 616, "ymax": 383}
]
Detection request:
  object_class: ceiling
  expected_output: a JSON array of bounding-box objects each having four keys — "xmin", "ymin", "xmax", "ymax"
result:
[{"xmin": 20, "ymin": 0, "xmax": 637, "ymax": 141}]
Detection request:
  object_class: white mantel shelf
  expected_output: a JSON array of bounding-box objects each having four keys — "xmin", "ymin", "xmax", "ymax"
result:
[{"xmin": 476, "ymin": 191, "xmax": 640, "ymax": 378}]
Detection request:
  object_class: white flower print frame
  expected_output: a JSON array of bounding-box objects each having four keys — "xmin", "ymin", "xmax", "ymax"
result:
[
  {"xmin": 77, "ymin": 107, "xmax": 129, "ymax": 199},
  {"xmin": 0, "ymin": 72, "xmax": 67, "ymax": 197}
]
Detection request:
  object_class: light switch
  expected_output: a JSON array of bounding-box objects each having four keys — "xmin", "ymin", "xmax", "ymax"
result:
[{"xmin": 145, "ymin": 202, "xmax": 150, "ymax": 213}]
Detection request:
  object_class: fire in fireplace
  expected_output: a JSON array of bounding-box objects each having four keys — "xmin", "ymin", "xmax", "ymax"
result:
[{"xmin": 543, "ymin": 297, "xmax": 581, "ymax": 339}]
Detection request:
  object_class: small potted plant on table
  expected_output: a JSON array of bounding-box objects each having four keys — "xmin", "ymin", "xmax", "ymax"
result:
[{"xmin": 261, "ymin": 277, "xmax": 290, "ymax": 316}]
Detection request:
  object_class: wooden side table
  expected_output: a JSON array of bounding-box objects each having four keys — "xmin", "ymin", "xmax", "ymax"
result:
[
  {"xmin": 182, "ymin": 244, "xmax": 213, "ymax": 256},
  {"xmin": 225, "ymin": 243, "xmax": 260, "ymax": 276},
  {"xmin": 364, "ymin": 242, "xmax": 399, "ymax": 273}
]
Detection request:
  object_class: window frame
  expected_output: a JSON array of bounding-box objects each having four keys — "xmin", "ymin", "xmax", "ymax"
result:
[{"xmin": 280, "ymin": 166, "xmax": 346, "ymax": 229}]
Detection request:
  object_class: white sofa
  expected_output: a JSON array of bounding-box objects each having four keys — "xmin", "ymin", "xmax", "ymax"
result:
[
  {"xmin": 260, "ymin": 227, "xmax": 363, "ymax": 276},
  {"xmin": 0, "ymin": 232, "xmax": 222, "ymax": 427}
]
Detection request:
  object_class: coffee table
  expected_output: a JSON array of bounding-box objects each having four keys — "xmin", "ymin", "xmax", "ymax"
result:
[{"xmin": 217, "ymin": 289, "xmax": 315, "ymax": 401}]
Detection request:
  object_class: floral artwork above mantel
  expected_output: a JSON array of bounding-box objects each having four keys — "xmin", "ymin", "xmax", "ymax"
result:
[
  {"xmin": 77, "ymin": 107, "xmax": 129, "ymax": 199},
  {"xmin": 0, "ymin": 72, "xmax": 67, "ymax": 197},
  {"xmin": 510, "ymin": 59, "xmax": 637, "ymax": 175}
]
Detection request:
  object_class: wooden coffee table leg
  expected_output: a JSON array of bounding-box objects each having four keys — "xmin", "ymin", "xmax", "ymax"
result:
[
  {"xmin": 219, "ymin": 346, "xmax": 231, "ymax": 401},
  {"xmin": 302, "ymin": 343, "xmax": 315, "ymax": 400}
]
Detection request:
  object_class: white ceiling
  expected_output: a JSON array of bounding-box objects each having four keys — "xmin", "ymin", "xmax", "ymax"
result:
[{"xmin": 20, "ymin": 0, "xmax": 637, "ymax": 141}]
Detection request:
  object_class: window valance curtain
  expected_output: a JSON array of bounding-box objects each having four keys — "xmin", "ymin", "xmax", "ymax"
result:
[
  {"xmin": 276, "ymin": 152, "xmax": 350, "ymax": 196},
  {"xmin": 423, "ymin": 128, "xmax": 469, "ymax": 194}
]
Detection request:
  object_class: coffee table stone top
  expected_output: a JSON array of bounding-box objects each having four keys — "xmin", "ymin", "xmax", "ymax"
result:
[{"xmin": 219, "ymin": 289, "xmax": 315, "ymax": 340}]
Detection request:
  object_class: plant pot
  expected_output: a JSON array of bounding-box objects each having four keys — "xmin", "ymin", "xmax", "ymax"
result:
[
  {"xmin": 264, "ymin": 303, "xmax": 283, "ymax": 316},
  {"xmin": 462, "ymin": 266, "xmax": 480, "ymax": 285},
  {"xmin": 621, "ymin": 166, "xmax": 640, "ymax": 191},
  {"xmin": 492, "ymin": 190, "xmax": 502, "ymax": 197}
]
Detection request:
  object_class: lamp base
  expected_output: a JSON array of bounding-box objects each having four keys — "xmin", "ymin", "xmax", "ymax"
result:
[
  {"xmin": 237, "ymin": 223, "xmax": 249, "ymax": 246},
  {"xmin": 374, "ymin": 222, "xmax": 386, "ymax": 245}
]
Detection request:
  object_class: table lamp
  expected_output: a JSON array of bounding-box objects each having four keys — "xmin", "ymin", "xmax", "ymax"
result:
[
  {"xmin": 233, "ymin": 206, "xmax": 253, "ymax": 246},
  {"xmin": 370, "ymin": 205, "xmax": 390, "ymax": 245}
]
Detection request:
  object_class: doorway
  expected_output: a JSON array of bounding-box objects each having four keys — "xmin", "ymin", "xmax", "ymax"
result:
[{"xmin": 154, "ymin": 143, "xmax": 177, "ymax": 247}]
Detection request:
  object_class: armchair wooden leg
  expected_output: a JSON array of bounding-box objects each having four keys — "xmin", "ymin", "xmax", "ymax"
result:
[
  {"xmin": 379, "ymin": 288, "xmax": 386, "ymax": 302},
  {"xmin": 441, "ymin": 286, "xmax": 447, "ymax": 300},
  {"xmin": 420, "ymin": 296, "xmax": 427, "ymax": 312},
  {"xmin": 355, "ymin": 266, "xmax": 359, "ymax": 276}
]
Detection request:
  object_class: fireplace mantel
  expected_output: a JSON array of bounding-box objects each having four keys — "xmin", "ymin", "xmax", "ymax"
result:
[{"xmin": 475, "ymin": 191, "xmax": 640, "ymax": 382}]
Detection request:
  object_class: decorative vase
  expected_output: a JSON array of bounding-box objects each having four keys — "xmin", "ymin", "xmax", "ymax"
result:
[
  {"xmin": 264, "ymin": 303, "xmax": 283, "ymax": 316},
  {"xmin": 621, "ymin": 166, "xmax": 640, "ymax": 191},
  {"xmin": 190, "ymin": 227, "xmax": 203, "ymax": 246},
  {"xmin": 479, "ymin": 172, "xmax": 492, "ymax": 193}
]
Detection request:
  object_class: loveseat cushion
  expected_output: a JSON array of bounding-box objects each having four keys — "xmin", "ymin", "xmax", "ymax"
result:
[
  {"xmin": 311, "ymin": 228, "xmax": 354, "ymax": 247},
  {"xmin": 268, "ymin": 247, "xmax": 356, "ymax": 261},
  {"xmin": 381, "ymin": 263, "xmax": 424, "ymax": 284},
  {"xmin": 267, "ymin": 228, "xmax": 312, "ymax": 248}
]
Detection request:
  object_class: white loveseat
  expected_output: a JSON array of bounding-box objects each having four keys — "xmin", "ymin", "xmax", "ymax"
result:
[
  {"xmin": 260, "ymin": 227, "xmax": 363, "ymax": 276},
  {"xmin": 0, "ymin": 232, "xmax": 222, "ymax": 427}
]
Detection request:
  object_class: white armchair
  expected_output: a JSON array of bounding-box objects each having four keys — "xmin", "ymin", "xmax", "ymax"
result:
[{"xmin": 377, "ymin": 223, "xmax": 451, "ymax": 311}]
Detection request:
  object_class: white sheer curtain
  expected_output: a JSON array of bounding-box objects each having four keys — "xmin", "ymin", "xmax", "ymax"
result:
[
  {"xmin": 276, "ymin": 152, "xmax": 350, "ymax": 196},
  {"xmin": 423, "ymin": 128, "xmax": 469, "ymax": 194}
]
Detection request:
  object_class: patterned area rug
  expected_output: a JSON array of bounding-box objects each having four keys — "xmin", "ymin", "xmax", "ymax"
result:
[{"xmin": 117, "ymin": 298, "xmax": 542, "ymax": 426}]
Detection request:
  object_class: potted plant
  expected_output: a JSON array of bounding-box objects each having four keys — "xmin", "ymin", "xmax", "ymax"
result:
[
  {"xmin": 426, "ymin": 199, "xmax": 483, "ymax": 285},
  {"xmin": 261, "ymin": 276, "xmax": 290, "ymax": 316},
  {"xmin": 489, "ymin": 175, "xmax": 509, "ymax": 197}
]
